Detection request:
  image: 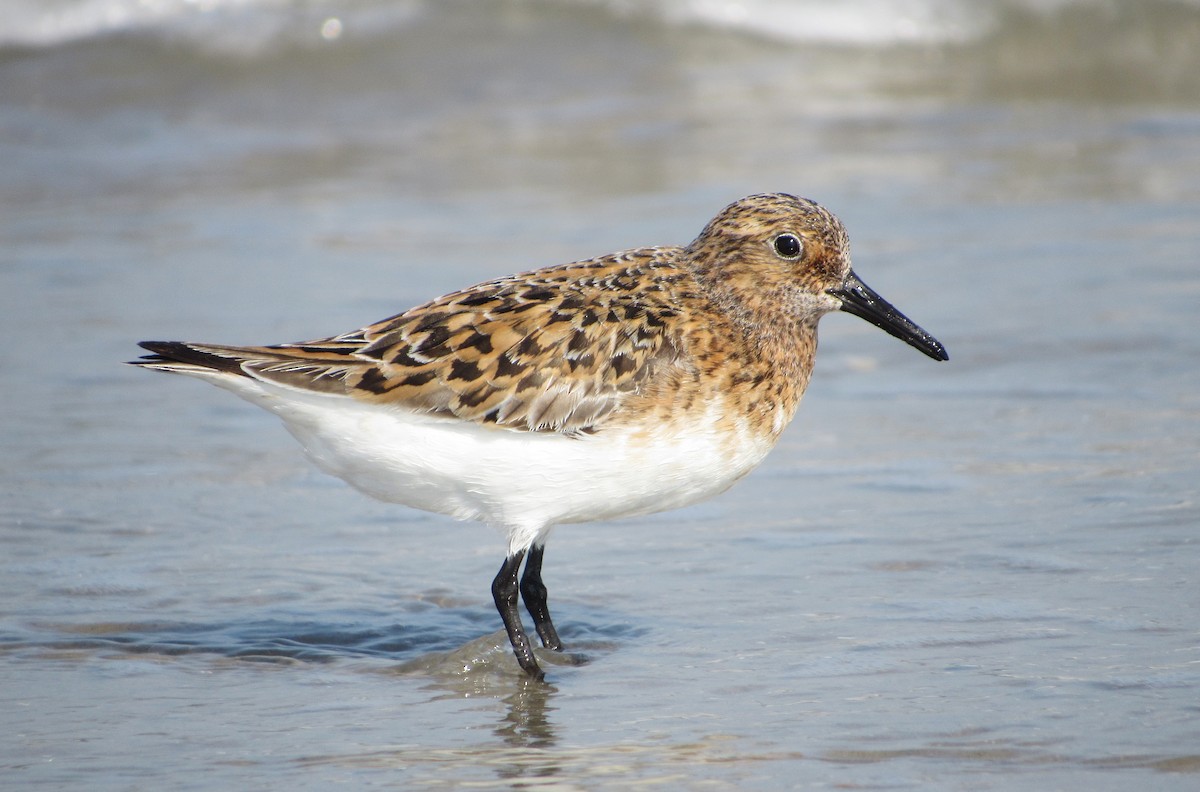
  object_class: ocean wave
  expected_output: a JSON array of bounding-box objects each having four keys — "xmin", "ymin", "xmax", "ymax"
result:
[
  {"xmin": 623, "ymin": 0, "xmax": 990, "ymax": 44},
  {"xmin": 0, "ymin": 0, "xmax": 418, "ymax": 52},
  {"xmin": 5, "ymin": 0, "xmax": 1195, "ymax": 52}
]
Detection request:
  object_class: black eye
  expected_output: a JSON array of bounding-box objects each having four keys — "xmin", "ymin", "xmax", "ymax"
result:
[{"xmin": 773, "ymin": 233, "xmax": 802, "ymax": 259}]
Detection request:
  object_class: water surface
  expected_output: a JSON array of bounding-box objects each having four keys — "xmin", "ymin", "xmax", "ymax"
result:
[{"xmin": 3, "ymin": 1, "xmax": 1199, "ymax": 788}]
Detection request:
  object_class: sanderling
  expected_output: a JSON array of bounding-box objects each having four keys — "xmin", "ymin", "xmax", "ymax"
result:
[{"xmin": 132, "ymin": 193, "xmax": 947, "ymax": 679}]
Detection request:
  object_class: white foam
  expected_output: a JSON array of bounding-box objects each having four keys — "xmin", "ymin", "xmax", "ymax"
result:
[
  {"xmin": 0, "ymin": 0, "xmax": 415, "ymax": 51},
  {"xmin": 654, "ymin": 0, "xmax": 987, "ymax": 45},
  {"xmin": 0, "ymin": 0, "xmax": 256, "ymax": 47},
  {"xmin": 5, "ymin": 0, "xmax": 1181, "ymax": 51}
]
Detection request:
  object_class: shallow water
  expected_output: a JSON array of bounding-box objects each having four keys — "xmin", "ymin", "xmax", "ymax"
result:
[{"xmin": 3, "ymin": 0, "xmax": 1200, "ymax": 789}]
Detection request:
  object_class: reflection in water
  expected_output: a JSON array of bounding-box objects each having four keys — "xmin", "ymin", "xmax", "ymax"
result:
[
  {"xmin": 395, "ymin": 639, "xmax": 570, "ymax": 784},
  {"xmin": 4, "ymin": 616, "xmax": 578, "ymax": 782},
  {"xmin": 496, "ymin": 676, "xmax": 556, "ymax": 750}
]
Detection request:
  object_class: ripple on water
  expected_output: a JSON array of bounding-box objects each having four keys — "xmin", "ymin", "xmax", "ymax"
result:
[{"xmin": 0, "ymin": 607, "xmax": 644, "ymax": 681}]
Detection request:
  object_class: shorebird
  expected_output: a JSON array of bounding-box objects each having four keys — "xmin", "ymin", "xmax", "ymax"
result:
[{"xmin": 132, "ymin": 193, "xmax": 947, "ymax": 679}]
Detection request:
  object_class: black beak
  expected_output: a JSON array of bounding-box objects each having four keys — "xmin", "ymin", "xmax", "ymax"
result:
[{"xmin": 829, "ymin": 270, "xmax": 948, "ymax": 361}]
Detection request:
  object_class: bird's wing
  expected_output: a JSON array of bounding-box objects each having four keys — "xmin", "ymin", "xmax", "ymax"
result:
[{"xmin": 136, "ymin": 251, "xmax": 693, "ymax": 435}]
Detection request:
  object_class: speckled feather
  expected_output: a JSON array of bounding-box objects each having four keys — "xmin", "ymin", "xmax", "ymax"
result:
[
  {"xmin": 139, "ymin": 193, "xmax": 851, "ymax": 443},
  {"xmin": 233, "ymin": 250, "xmax": 692, "ymax": 436},
  {"xmin": 132, "ymin": 193, "xmax": 948, "ymax": 679}
]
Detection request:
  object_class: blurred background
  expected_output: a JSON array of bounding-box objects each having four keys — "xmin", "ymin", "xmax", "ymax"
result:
[{"xmin": 3, "ymin": 1, "xmax": 1199, "ymax": 789}]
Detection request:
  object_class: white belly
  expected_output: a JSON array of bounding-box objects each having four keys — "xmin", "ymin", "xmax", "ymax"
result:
[{"xmin": 200, "ymin": 372, "xmax": 778, "ymax": 554}]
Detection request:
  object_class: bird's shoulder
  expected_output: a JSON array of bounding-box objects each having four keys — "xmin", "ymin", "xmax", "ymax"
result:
[{"xmin": 247, "ymin": 247, "xmax": 701, "ymax": 434}]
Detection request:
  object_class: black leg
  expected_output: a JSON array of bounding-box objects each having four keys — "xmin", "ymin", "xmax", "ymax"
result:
[
  {"xmin": 520, "ymin": 544, "xmax": 563, "ymax": 651},
  {"xmin": 492, "ymin": 551, "xmax": 544, "ymax": 680}
]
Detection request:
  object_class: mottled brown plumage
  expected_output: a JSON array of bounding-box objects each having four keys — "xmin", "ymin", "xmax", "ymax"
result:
[
  {"xmin": 132, "ymin": 193, "xmax": 947, "ymax": 680},
  {"xmin": 249, "ymin": 251, "xmax": 691, "ymax": 435},
  {"xmin": 141, "ymin": 194, "xmax": 855, "ymax": 441}
]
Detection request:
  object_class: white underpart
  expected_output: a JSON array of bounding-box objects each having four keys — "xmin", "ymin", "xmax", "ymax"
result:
[{"xmin": 163, "ymin": 367, "xmax": 778, "ymax": 556}]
